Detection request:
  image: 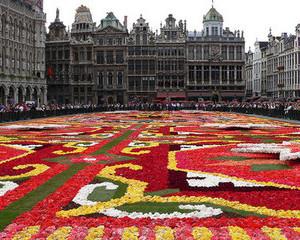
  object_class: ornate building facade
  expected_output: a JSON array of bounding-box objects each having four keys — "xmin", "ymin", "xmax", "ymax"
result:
[
  {"xmin": 246, "ymin": 26, "xmax": 300, "ymax": 99},
  {"xmin": 46, "ymin": 5, "xmax": 245, "ymax": 104},
  {"xmin": 127, "ymin": 15, "xmax": 156, "ymax": 103},
  {"xmin": 186, "ymin": 6, "xmax": 245, "ymax": 101},
  {"xmin": 46, "ymin": 9, "xmax": 71, "ymax": 104},
  {"xmin": 0, "ymin": 0, "xmax": 47, "ymax": 106}
]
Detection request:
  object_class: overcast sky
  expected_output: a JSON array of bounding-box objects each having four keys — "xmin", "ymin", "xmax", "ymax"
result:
[{"xmin": 44, "ymin": 0, "xmax": 300, "ymax": 50}]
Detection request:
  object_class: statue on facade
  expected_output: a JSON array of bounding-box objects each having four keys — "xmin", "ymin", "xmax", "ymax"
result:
[{"xmin": 55, "ymin": 8, "xmax": 60, "ymax": 22}]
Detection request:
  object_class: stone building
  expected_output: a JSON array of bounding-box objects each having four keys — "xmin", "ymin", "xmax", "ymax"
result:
[
  {"xmin": 46, "ymin": 9, "xmax": 71, "ymax": 104},
  {"xmin": 247, "ymin": 26, "xmax": 300, "ymax": 99},
  {"xmin": 0, "ymin": 0, "xmax": 47, "ymax": 106},
  {"xmin": 186, "ymin": 5, "xmax": 245, "ymax": 101},
  {"xmin": 70, "ymin": 5, "xmax": 95, "ymax": 105},
  {"xmin": 127, "ymin": 15, "xmax": 156, "ymax": 103},
  {"xmin": 46, "ymin": 4, "xmax": 246, "ymax": 105},
  {"xmin": 93, "ymin": 12, "xmax": 128, "ymax": 105},
  {"xmin": 156, "ymin": 14, "xmax": 186, "ymax": 101},
  {"xmin": 245, "ymin": 48, "xmax": 253, "ymax": 98}
]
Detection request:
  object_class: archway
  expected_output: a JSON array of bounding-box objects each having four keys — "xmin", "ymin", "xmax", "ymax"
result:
[
  {"xmin": 0, "ymin": 86, "xmax": 6, "ymax": 105},
  {"xmin": 17, "ymin": 87, "xmax": 24, "ymax": 103},
  {"xmin": 8, "ymin": 87, "xmax": 15, "ymax": 105},
  {"xmin": 32, "ymin": 88, "xmax": 38, "ymax": 104},
  {"xmin": 25, "ymin": 87, "xmax": 31, "ymax": 101},
  {"xmin": 107, "ymin": 96, "xmax": 114, "ymax": 104}
]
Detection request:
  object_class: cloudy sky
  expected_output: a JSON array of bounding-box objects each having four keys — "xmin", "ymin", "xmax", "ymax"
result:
[{"xmin": 44, "ymin": 0, "xmax": 300, "ymax": 49}]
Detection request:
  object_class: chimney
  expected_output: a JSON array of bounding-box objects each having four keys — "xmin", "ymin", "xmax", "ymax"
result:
[{"xmin": 124, "ymin": 16, "xmax": 128, "ymax": 29}]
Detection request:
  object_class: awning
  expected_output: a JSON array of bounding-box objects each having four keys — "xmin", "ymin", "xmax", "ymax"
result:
[
  {"xmin": 187, "ymin": 92, "xmax": 210, "ymax": 97},
  {"xmin": 157, "ymin": 92, "xmax": 186, "ymax": 99}
]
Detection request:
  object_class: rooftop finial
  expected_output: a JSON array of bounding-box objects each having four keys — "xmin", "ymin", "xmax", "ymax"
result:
[
  {"xmin": 55, "ymin": 8, "xmax": 60, "ymax": 21},
  {"xmin": 212, "ymin": 0, "xmax": 214, "ymax": 7}
]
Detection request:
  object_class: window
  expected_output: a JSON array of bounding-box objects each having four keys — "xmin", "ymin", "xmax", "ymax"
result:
[
  {"xmin": 135, "ymin": 47, "xmax": 141, "ymax": 56},
  {"xmin": 108, "ymin": 72, "xmax": 113, "ymax": 86},
  {"xmin": 196, "ymin": 66, "xmax": 202, "ymax": 84},
  {"xmin": 117, "ymin": 72, "xmax": 123, "ymax": 86},
  {"xmin": 65, "ymin": 50, "xmax": 69, "ymax": 59},
  {"xmin": 196, "ymin": 46, "xmax": 202, "ymax": 60},
  {"xmin": 149, "ymin": 60, "xmax": 155, "ymax": 74},
  {"xmin": 142, "ymin": 60, "xmax": 148, "ymax": 74},
  {"xmin": 106, "ymin": 51, "xmax": 114, "ymax": 64},
  {"xmin": 128, "ymin": 60, "xmax": 134, "ymax": 74},
  {"xmin": 222, "ymin": 46, "xmax": 227, "ymax": 60},
  {"xmin": 87, "ymin": 50, "xmax": 92, "ymax": 61},
  {"xmin": 188, "ymin": 47, "xmax": 194, "ymax": 60},
  {"xmin": 211, "ymin": 66, "xmax": 220, "ymax": 85},
  {"xmin": 135, "ymin": 60, "xmax": 141, "ymax": 74},
  {"xmin": 229, "ymin": 66, "xmax": 235, "ymax": 82},
  {"xmin": 204, "ymin": 46, "xmax": 209, "ymax": 59},
  {"xmin": 229, "ymin": 46, "xmax": 235, "ymax": 60},
  {"xmin": 58, "ymin": 50, "xmax": 63, "ymax": 59},
  {"xmin": 143, "ymin": 33, "xmax": 147, "ymax": 45},
  {"xmin": 222, "ymin": 66, "xmax": 228, "ymax": 83},
  {"xmin": 79, "ymin": 49, "xmax": 85, "ymax": 61},
  {"xmin": 96, "ymin": 51, "xmax": 105, "ymax": 64},
  {"xmin": 236, "ymin": 46, "xmax": 243, "ymax": 60},
  {"xmin": 129, "ymin": 77, "xmax": 134, "ymax": 91},
  {"xmin": 189, "ymin": 66, "xmax": 195, "ymax": 83},
  {"xmin": 236, "ymin": 66, "xmax": 243, "ymax": 81},
  {"xmin": 52, "ymin": 50, "xmax": 57, "ymax": 60},
  {"xmin": 212, "ymin": 27, "xmax": 218, "ymax": 36},
  {"xmin": 74, "ymin": 51, "xmax": 78, "ymax": 61},
  {"xmin": 116, "ymin": 50, "xmax": 124, "ymax": 64},
  {"xmin": 204, "ymin": 66, "xmax": 209, "ymax": 83},
  {"xmin": 98, "ymin": 72, "xmax": 103, "ymax": 87},
  {"xmin": 128, "ymin": 47, "xmax": 134, "ymax": 56}
]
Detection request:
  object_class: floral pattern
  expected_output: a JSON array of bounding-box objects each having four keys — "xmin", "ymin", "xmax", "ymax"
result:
[{"xmin": 0, "ymin": 111, "xmax": 299, "ymax": 239}]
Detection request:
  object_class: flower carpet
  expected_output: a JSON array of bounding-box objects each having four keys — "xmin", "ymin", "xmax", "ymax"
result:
[{"xmin": 0, "ymin": 111, "xmax": 299, "ymax": 239}]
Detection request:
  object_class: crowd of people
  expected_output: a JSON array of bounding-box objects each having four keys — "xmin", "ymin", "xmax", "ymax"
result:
[{"xmin": 0, "ymin": 100, "xmax": 299, "ymax": 113}]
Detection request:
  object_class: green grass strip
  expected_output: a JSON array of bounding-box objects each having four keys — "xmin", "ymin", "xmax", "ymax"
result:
[
  {"xmin": 251, "ymin": 164, "xmax": 291, "ymax": 172},
  {"xmin": 0, "ymin": 163, "xmax": 87, "ymax": 231},
  {"xmin": 0, "ymin": 129, "xmax": 137, "ymax": 230},
  {"xmin": 92, "ymin": 130, "xmax": 134, "ymax": 156}
]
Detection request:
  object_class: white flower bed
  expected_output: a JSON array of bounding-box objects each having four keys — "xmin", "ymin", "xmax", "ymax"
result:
[
  {"xmin": 0, "ymin": 181, "xmax": 19, "ymax": 197},
  {"xmin": 101, "ymin": 204, "xmax": 222, "ymax": 219},
  {"xmin": 0, "ymin": 124, "xmax": 69, "ymax": 130},
  {"xmin": 232, "ymin": 142, "xmax": 300, "ymax": 161},
  {"xmin": 73, "ymin": 182, "xmax": 119, "ymax": 206},
  {"xmin": 203, "ymin": 123, "xmax": 278, "ymax": 129},
  {"xmin": 187, "ymin": 172, "xmax": 264, "ymax": 188}
]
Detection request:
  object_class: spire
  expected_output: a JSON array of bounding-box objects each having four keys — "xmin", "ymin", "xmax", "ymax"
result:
[
  {"xmin": 55, "ymin": 8, "xmax": 60, "ymax": 22},
  {"xmin": 212, "ymin": 0, "xmax": 214, "ymax": 7},
  {"xmin": 268, "ymin": 27, "xmax": 272, "ymax": 38}
]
